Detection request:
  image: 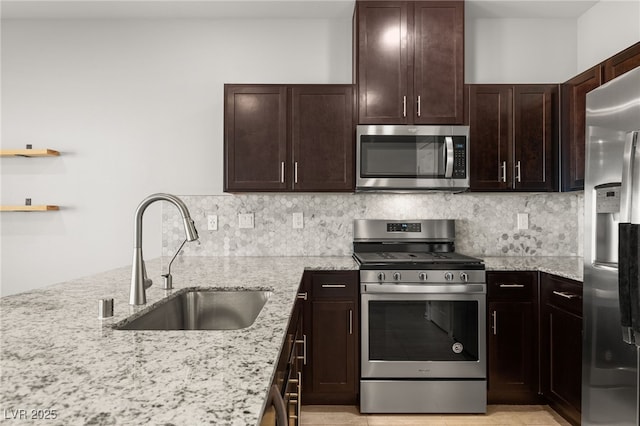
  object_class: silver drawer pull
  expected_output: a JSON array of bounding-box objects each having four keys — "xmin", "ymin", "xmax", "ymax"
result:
[
  {"xmin": 553, "ymin": 290, "xmax": 579, "ymax": 300},
  {"xmin": 499, "ymin": 283, "xmax": 525, "ymax": 288},
  {"xmin": 297, "ymin": 292, "xmax": 307, "ymax": 300},
  {"xmin": 322, "ymin": 284, "xmax": 346, "ymax": 288}
]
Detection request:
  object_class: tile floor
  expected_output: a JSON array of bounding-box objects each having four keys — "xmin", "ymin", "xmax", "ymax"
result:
[{"xmin": 301, "ymin": 405, "xmax": 571, "ymax": 426}]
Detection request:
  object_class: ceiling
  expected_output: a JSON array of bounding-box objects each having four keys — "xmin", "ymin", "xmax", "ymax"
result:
[{"xmin": 0, "ymin": 0, "xmax": 606, "ymax": 20}]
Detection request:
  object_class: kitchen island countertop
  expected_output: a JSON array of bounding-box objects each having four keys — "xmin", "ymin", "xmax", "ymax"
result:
[
  {"xmin": 0, "ymin": 256, "xmax": 357, "ymax": 426},
  {"xmin": 0, "ymin": 254, "xmax": 583, "ymax": 425}
]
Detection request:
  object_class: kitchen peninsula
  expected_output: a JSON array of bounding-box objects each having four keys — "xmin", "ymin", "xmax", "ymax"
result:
[{"xmin": 0, "ymin": 256, "xmax": 581, "ymax": 425}]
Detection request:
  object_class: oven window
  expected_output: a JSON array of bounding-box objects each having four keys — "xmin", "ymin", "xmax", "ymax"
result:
[
  {"xmin": 369, "ymin": 300, "xmax": 479, "ymax": 361},
  {"xmin": 360, "ymin": 135, "xmax": 446, "ymax": 178}
]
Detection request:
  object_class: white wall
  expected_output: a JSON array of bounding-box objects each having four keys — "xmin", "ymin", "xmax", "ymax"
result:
[
  {"xmin": 465, "ymin": 17, "xmax": 577, "ymax": 83},
  {"xmin": 0, "ymin": 18, "xmax": 352, "ymax": 296},
  {"xmin": 577, "ymin": 0, "xmax": 640, "ymax": 71}
]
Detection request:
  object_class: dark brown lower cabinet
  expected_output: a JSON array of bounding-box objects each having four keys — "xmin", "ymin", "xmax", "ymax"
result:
[
  {"xmin": 487, "ymin": 271, "xmax": 540, "ymax": 404},
  {"xmin": 540, "ymin": 273, "xmax": 582, "ymax": 426},
  {"xmin": 302, "ymin": 270, "xmax": 359, "ymax": 405}
]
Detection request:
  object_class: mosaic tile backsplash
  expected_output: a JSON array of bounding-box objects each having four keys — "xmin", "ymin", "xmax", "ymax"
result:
[{"xmin": 162, "ymin": 192, "xmax": 583, "ymax": 258}]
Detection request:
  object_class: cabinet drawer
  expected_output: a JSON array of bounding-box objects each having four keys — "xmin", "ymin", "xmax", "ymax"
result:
[
  {"xmin": 542, "ymin": 273, "xmax": 582, "ymax": 317},
  {"xmin": 488, "ymin": 271, "xmax": 537, "ymax": 301},
  {"xmin": 309, "ymin": 271, "xmax": 358, "ymax": 299}
]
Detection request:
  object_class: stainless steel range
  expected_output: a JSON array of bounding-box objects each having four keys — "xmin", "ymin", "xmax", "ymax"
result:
[{"xmin": 353, "ymin": 219, "xmax": 487, "ymax": 414}]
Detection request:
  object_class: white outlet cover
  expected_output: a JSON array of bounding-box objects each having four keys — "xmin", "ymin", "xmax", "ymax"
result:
[
  {"xmin": 238, "ymin": 213, "xmax": 254, "ymax": 229},
  {"xmin": 517, "ymin": 213, "xmax": 529, "ymax": 230},
  {"xmin": 207, "ymin": 214, "xmax": 218, "ymax": 231},
  {"xmin": 293, "ymin": 212, "xmax": 304, "ymax": 229}
]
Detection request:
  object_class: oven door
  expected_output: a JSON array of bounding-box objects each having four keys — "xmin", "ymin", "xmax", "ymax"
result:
[{"xmin": 361, "ymin": 284, "xmax": 486, "ymax": 379}]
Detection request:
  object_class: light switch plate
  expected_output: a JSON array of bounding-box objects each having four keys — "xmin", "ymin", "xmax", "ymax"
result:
[
  {"xmin": 517, "ymin": 213, "xmax": 529, "ymax": 230},
  {"xmin": 207, "ymin": 214, "xmax": 218, "ymax": 231},
  {"xmin": 238, "ymin": 213, "xmax": 254, "ymax": 229},
  {"xmin": 293, "ymin": 212, "xmax": 304, "ymax": 229}
]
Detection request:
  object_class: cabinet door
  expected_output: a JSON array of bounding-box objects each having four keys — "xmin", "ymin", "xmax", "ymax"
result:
[
  {"xmin": 224, "ymin": 85, "xmax": 288, "ymax": 191},
  {"xmin": 413, "ymin": 1, "xmax": 464, "ymax": 124},
  {"xmin": 488, "ymin": 301, "xmax": 538, "ymax": 404},
  {"xmin": 513, "ymin": 85, "xmax": 558, "ymax": 192},
  {"xmin": 603, "ymin": 41, "xmax": 640, "ymax": 83},
  {"xmin": 469, "ymin": 85, "xmax": 512, "ymax": 191},
  {"xmin": 540, "ymin": 273, "xmax": 582, "ymax": 425},
  {"xmin": 309, "ymin": 300, "xmax": 357, "ymax": 395},
  {"xmin": 560, "ymin": 66, "xmax": 602, "ymax": 192},
  {"xmin": 355, "ymin": 1, "xmax": 410, "ymax": 124},
  {"xmin": 290, "ymin": 85, "xmax": 354, "ymax": 192},
  {"xmin": 542, "ymin": 305, "xmax": 582, "ymax": 425}
]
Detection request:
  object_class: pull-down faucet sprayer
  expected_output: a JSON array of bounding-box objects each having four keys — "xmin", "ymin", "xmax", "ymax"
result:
[{"xmin": 130, "ymin": 193, "xmax": 198, "ymax": 305}]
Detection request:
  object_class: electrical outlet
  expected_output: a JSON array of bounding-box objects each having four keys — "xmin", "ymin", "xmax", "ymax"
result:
[
  {"xmin": 238, "ymin": 213, "xmax": 254, "ymax": 229},
  {"xmin": 207, "ymin": 214, "xmax": 218, "ymax": 231},
  {"xmin": 517, "ymin": 213, "xmax": 529, "ymax": 230},
  {"xmin": 293, "ymin": 212, "xmax": 304, "ymax": 229}
]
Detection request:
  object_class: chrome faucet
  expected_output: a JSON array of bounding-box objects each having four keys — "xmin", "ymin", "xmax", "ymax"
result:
[{"xmin": 130, "ymin": 193, "xmax": 199, "ymax": 305}]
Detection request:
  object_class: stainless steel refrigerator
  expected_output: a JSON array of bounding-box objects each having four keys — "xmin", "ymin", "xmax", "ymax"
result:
[{"xmin": 583, "ymin": 66, "xmax": 640, "ymax": 426}]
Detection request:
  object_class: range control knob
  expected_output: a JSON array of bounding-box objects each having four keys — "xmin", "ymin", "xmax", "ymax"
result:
[
  {"xmin": 460, "ymin": 272, "xmax": 469, "ymax": 282},
  {"xmin": 377, "ymin": 272, "xmax": 386, "ymax": 282},
  {"xmin": 393, "ymin": 272, "xmax": 402, "ymax": 281},
  {"xmin": 444, "ymin": 272, "xmax": 454, "ymax": 281},
  {"xmin": 418, "ymin": 272, "xmax": 428, "ymax": 281}
]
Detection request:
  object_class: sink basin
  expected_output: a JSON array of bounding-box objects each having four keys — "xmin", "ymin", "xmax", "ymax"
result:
[{"xmin": 114, "ymin": 289, "xmax": 272, "ymax": 330}]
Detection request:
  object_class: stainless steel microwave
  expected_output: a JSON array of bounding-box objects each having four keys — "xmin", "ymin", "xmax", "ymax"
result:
[{"xmin": 356, "ymin": 125, "xmax": 470, "ymax": 192}]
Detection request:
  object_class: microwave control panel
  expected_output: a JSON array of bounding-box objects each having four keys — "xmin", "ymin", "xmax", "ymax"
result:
[{"xmin": 452, "ymin": 139, "xmax": 466, "ymax": 178}]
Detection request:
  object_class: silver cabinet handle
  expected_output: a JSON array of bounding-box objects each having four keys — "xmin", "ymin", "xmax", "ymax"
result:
[
  {"xmin": 287, "ymin": 371, "xmax": 302, "ymax": 424},
  {"xmin": 553, "ymin": 290, "xmax": 579, "ymax": 300},
  {"xmin": 295, "ymin": 334, "xmax": 307, "ymax": 365},
  {"xmin": 417, "ymin": 95, "xmax": 421, "ymax": 117},
  {"xmin": 515, "ymin": 160, "xmax": 522, "ymax": 183},
  {"xmin": 499, "ymin": 283, "xmax": 525, "ymax": 288},
  {"xmin": 280, "ymin": 162, "xmax": 285, "ymax": 184},
  {"xmin": 501, "ymin": 161, "xmax": 507, "ymax": 183},
  {"xmin": 402, "ymin": 96, "xmax": 407, "ymax": 117},
  {"xmin": 294, "ymin": 161, "xmax": 298, "ymax": 184},
  {"xmin": 444, "ymin": 136, "xmax": 454, "ymax": 178},
  {"xmin": 492, "ymin": 311, "xmax": 497, "ymax": 335},
  {"xmin": 321, "ymin": 284, "xmax": 346, "ymax": 288},
  {"xmin": 349, "ymin": 309, "xmax": 353, "ymax": 335},
  {"xmin": 297, "ymin": 292, "xmax": 307, "ymax": 300}
]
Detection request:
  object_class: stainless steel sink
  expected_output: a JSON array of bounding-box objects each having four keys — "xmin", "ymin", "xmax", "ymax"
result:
[{"xmin": 114, "ymin": 289, "xmax": 272, "ymax": 330}]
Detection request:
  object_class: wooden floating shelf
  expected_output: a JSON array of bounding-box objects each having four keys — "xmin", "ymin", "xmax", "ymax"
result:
[
  {"xmin": 0, "ymin": 205, "xmax": 60, "ymax": 212},
  {"xmin": 0, "ymin": 149, "xmax": 60, "ymax": 157}
]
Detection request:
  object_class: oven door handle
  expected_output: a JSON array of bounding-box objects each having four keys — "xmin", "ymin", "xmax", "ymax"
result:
[
  {"xmin": 444, "ymin": 136, "xmax": 454, "ymax": 178},
  {"xmin": 362, "ymin": 283, "xmax": 485, "ymax": 294}
]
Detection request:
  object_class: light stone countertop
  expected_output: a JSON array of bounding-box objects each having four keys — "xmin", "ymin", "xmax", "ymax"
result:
[
  {"xmin": 0, "ymin": 256, "xmax": 357, "ymax": 426},
  {"xmin": 0, "ymin": 254, "xmax": 582, "ymax": 426},
  {"xmin": 483, "ymin": 256, "xmax": 584, "ymax": 282}
]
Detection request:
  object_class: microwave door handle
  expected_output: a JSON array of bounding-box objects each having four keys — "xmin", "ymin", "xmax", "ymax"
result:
[
  {"xmin": 618, "ymin": 130, "xmax": 640, "ymax": 344},
  {"xmin": 444, "ymin": 136, "xmax": 454, "ymax": 178}
]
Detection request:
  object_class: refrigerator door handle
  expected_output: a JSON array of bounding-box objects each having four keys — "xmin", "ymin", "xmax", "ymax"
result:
[
  {"xmin": 620, "ymin": 131, "xmax": 639, "ymax": 223},
  {"xmin": 618, "ymin": 130, "xmax": 640, "ymax": 345}
]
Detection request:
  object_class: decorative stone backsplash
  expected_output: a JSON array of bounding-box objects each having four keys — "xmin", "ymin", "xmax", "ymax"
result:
[{"xmin": 163, "ymin": 192, "xmax": 583, "ymax": 258}]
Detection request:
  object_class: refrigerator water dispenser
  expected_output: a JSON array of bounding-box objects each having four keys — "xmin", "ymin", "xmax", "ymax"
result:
[{"xmin": 594, "ymin": 183, "xmax": 621, "ymax": 266}]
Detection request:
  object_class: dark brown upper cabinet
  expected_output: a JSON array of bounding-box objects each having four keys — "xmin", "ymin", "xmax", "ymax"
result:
[
  {"xmin": 560, "ymin": 65, "xmax": 603, "ymax": 192},
  {"xmin": 354, "ymin": 1, "xmax": 464, "ymax": 125},
  {"xmin": 603, "ymin": 41, "xmax": 640, "ymax": 83},
  {"xmin": 468, "ymin": 84, "xmax": 558, "ymax": 192},
  {"xmin": 224, "ymin": 84, "xmax": 354, "ymax": 192}
]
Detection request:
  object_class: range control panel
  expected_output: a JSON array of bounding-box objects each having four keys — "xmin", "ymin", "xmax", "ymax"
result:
[{"xmin": 387, "ymin": 223, "xmax": 422, "ymax": 232}]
